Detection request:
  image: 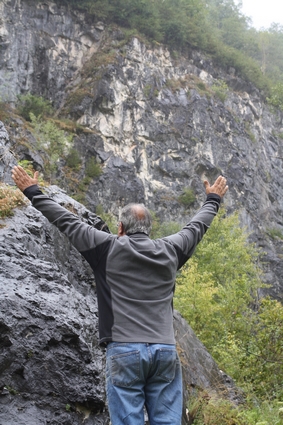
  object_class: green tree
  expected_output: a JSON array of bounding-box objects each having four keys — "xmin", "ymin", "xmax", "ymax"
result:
[
  {"xmin": 85, "ymin": 156, "xmax": 102, "ymax": 178},
  {"xmin": 267, "ymin": 82, "xmax": 283, "ymax": 110},
  {"xmin": 206, "ymin": 0, "xmax": 250, "ymax": 50},
  {"xmin": 17, "ymin": 94, "xmax": 53, "ymax": 121},
  {"xmin": 244, "ymin": 297, "xmax": 283, "ymax": 398},
  {"xmin": 175, "ymin": 209, "xmax": 283, "ymax": 399},
  {"xmin": 174, "ymin": 212, "xmax": 262, "ymax": 376},
  {"xmin": 177, "ymin": 187, "xmax": 196, "ymax": 207}
]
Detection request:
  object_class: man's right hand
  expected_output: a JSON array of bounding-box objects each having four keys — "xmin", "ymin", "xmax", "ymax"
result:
[
  {"xmin": 12, "ymin": 165, "xmax": 39, "ymax": 192},
  {"xmin": 203, "ymin": 176, "xmax": 228, "ymax": 198}
]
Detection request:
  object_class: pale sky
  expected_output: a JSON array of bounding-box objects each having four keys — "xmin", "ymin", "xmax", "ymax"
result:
[{"xmin": 238, "ymin": 0, "xmax": 283, "ymax": 30}]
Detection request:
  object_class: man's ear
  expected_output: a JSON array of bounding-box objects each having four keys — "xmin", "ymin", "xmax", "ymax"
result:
[{"xmin": 118, "ymin": 222, "xmax": 126, "ymax": 237}]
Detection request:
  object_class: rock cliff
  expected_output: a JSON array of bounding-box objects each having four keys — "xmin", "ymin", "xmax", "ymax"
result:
[{"xmin": 1, "ymin": 0, "xmax": 282, "ymax": 299}]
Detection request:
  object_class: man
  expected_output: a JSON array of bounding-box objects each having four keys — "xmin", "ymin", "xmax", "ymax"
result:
[{"xmin": 12, "ymin": 165, "xmax": 228, "ymax": 425}]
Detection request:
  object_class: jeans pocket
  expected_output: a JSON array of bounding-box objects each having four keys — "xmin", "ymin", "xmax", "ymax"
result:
[
  {"xmin": 109, "ymin": 350, "xmax": 140, "ymax": 387},
  {"xmin": 156, "ymin": 348, "xmax": 177, "ymax": 383}
]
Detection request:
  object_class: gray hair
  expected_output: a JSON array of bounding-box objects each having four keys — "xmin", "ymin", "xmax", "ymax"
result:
[{"xmin": 119, "ymin": 203, "xmax": 152, "ymax": 236}]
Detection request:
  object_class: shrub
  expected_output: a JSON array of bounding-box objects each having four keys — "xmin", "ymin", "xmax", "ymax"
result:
[
  {"xmin": 29, "ymin": 114, "xmax": 73, "ymax": 181},
  {"xmin": 17, "ymin": 94, "xmax": 53, "ymax": 121},
  {"xmin": 188, "ymin": 390, "xmax": 283, "ymax": 425},
  {"xmin": 188, "ymin": 391, "xmax": 246, "ymax": 425},
  {"xmin": 211, "ymin": 80, "xmax": 228, "ymax": 102},
  {"xmin": 0, "ymin": 184, "xmax": 27, "ymax": 218},
  {"xmin": 85, "ymin": 157, "xmax": 102, "ymax": 178},
  {"xmin": 177, "ymin": 187, "xmax": 196, "ymax": 207},
  {"xmin": 174, "ymin": 209, "xmax": 283, "ymax": 400},
  {"xmin": 267, "ymin": 82, "xmax": 283, "ymax": 110},
  {"xmin": 66, "ymin": 149, "xmax": 82, "ymax": 170}
]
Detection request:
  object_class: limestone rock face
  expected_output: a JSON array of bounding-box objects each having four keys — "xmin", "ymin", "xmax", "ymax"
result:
[
  {"xmin": 0, "ymin": 173, "xmax": 108, "ymax": 422},
  {"xmin": 1, "ymin": 0, "xmax": 282, "ymax": 300}
]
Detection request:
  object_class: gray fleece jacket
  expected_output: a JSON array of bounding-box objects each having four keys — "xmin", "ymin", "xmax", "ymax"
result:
[{"xmin": 24, "ymin": 185, "xmax": 220, "ymax": 346}]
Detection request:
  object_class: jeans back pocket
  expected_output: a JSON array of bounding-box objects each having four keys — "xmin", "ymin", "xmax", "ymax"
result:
[
  {"xmin": 109, "ymin": 350, "xmax": 140, "ymax": 387},
  {"xmin": 156, "ymin": 348, "xmax": 177, "ymax": 383}
]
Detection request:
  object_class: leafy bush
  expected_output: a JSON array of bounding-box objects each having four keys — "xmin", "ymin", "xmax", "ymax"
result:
[
  {"xmin": 211, "ymin": 80, "xmax": 228, "ymax": 102},
  {"xmin": 188, "ymin": 391, "xmax": 246, "ymax": 425},
  {"xmin": 244, "ymin": 298, "xmax": 283, "ymax": 399},
  {"xmin": 188, "ymin": 391, "xmax": 283, "ymax": 425},
  {"xmin": 17, "ymin": 94, "xmax": 53, "ymax": 121},
  {"xmin": 85, "ymin": 157, "xmax": 102, "ymax": 178},
  {"xmin": 177, "ymin": 187, "xmax": 196, "ymax": 207},
  {"xmin": 175, "ymin": 209, "xmax": 283, "ymax": 400},
  {"xmin": 0, "ymin": 184, "xmax": 27, "ymax": 218},
  {"xmin": 267, "ymin": 82, "xmax": 283, "ymax": 110},
  {"xmin": 65, "ymin": 149, "xmax": 82, "ymax": 170},
  {"xmin": 29, "ymin": 114, "xmax": 73, "ymax": 180}
]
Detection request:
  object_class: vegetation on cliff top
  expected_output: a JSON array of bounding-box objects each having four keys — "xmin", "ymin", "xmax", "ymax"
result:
[{"xmin": 35, "ymin": 0, "xmax": 283, "ymax": 96}]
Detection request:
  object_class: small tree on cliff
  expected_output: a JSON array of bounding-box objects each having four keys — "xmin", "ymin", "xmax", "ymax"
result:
[{"xmin": 174, "ymin": 209, "xmax": 283, "ymax": 398}]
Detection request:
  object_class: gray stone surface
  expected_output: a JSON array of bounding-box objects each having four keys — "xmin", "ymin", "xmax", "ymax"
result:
[{"xmin": 0, "ymin": 185, "xmax": 108, "ymax": 424}]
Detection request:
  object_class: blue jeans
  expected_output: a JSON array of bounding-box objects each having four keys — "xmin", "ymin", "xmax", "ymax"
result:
[{"xmin": 106, "ymin": 342, "xmax": 182, "ymax": 425}]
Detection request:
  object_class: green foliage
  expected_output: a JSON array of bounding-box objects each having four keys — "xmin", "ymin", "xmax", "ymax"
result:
[
  {"xmin": 95, "ymin": 204, "xmax": 117, "ymax": 234},
  {"xmin": 244, "ymin": 298, "xmax": 283, "ymax": 399},
  {"xmin": 266, "ymin": 227, "xmax": 283, "ymax": 240},
  {"xmin": 29, "ymin": 114, "xmax": 73, "ymax": 181},
  {"xmin": 17, "ymin": 94, "xmax": 53, "ymax": 121},
  {"xmin": 189, "ymin": 392, "xmax": 246, "ymax": 425},
  {"xmin": 69, "ymin": 157, "xmax": 101, "ymax": 204},
  {"xmin": 0, "ymin": 184, "xmax": 27, "ymax": 218},
  {"xmin": 211, "ymin": 80, "xmax": 228, "ymax": 102},
  {"xmin": 65, "ymin": 149, "xmax": 82, "ymax": 170},
  {"xmin": 174, "ymin": 209, "xmax": 283, "ymax": 400},
  {"xmin": 188, "ymin": 391, "xmax": 283, "ymax": 425},
  {"xmin": 177, "ymin": 187, "xmax": 196, "ymax": 207},
  {"xmin": 196, "ymin": 81, "xmax": 207, "ymax": 92},
  {"xmin": 267, "ymin": 82, "xmax": 283, "ymax": 110},
  {"xmin": 208, "ymin": 40, "xmax": 270, "ymax": 92},
  {"xmin": 85, "ymin": 157, "xmax": 102, "ymax": 178},
  {"xmin": 245, "ymin": 122, "xmax": 257, "ymax": 143},
  {"xmin": 174, "ymin": 209, "xmax": 283, "ymax": 399},
  {"xmin": 4, "ymin": 385, "xmax": 18, "ymax": 396}
]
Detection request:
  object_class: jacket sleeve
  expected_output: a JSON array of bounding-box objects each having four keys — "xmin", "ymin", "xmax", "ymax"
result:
[
  {"xmin": 23, "ymin": 185, "xmax": 112, "ymax": 255},
  {"xmin": 164, "ymin": 194, "xmax": 221, "ymax": 269}
]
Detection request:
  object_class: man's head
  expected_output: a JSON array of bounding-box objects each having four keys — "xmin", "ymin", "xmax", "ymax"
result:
[{"xmin": 118, "ymin": 203, "xmax": 152, "ymax": 237}]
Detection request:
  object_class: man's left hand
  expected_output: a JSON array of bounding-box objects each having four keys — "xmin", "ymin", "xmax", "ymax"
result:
[{"xmin": 12, "ymin": 165, "xmax": 39, "ymax": 192}]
